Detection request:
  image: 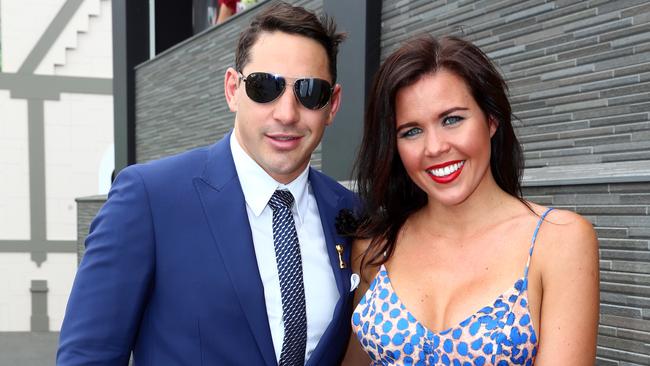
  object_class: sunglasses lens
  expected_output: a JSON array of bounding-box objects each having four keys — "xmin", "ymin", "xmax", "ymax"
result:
[
  {"xmin": 244, "ymin": 73, "xmax": 285, "ymax": 103},
  {"xmin": 241, "ymin": 72, "xmax": 332, "ymax": 109},
  {"xmin": 294, "ymin": 78, "xmax": 332, "ymax": 110}
]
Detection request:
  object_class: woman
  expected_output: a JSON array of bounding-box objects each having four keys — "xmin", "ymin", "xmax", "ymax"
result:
[{"xmin": 343, "ymin": 35, "xmax": 599, "ymax": 365}]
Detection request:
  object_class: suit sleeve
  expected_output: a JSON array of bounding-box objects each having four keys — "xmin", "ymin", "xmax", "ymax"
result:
[{"xmin": 57, "ymin": 166, "xmax": 155, "ymax": 365}]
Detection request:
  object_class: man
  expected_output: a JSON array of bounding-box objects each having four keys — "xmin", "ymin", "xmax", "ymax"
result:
[{"xmin": 57, "ymin": 2, "xmax": 357, "ymax": 365}]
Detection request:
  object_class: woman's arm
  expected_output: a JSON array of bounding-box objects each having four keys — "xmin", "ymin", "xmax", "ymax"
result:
[
  {"xmin": 534, "ymin": 210, "xmax": 600, "ymax": 365},
  {"xmin": 341, "ymin": 239, "xmax": 375, "ymax": 365}
]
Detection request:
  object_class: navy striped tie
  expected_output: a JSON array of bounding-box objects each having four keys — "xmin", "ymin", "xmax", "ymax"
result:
[{"xmin": 268, "ymin": 190, "xmax": 307, "ymax": 366}]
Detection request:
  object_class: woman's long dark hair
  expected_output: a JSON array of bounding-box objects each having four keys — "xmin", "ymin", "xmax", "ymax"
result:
[{"xmin": 354, "ymin": 35, "xmax": 525, "ymax": 270}]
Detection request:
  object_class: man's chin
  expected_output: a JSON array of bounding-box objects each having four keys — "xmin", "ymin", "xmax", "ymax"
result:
[{"xmin": 263, "ymin": 160, "xmax": 310, "ymax": 183}]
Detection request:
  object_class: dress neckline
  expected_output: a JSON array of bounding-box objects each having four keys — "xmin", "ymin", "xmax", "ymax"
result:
[
  {"xmin": 363, "ymin": 207, "xmax": 553, "ymax": 340},
  {"xmin": 375, "ymin": 263, "xmax": 533, "ymax": 337}
]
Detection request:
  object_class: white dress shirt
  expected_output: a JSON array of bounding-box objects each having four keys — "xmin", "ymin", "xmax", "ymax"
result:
[{"xmin": 230, "ymin": 133, "xmax": 339, "ymax": 363}]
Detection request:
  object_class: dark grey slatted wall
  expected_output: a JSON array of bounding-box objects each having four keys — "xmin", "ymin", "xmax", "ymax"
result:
[
  {"xmin": 76, "ymin": 196, "xmax": 106, "ymax": 265},
  {"xmin": 382, "ymin": 1, "xmax": 650, "ymax": 365},
  {"xmin": 135, "ymin": 0, "xmax": 323, "ymax": 165}
]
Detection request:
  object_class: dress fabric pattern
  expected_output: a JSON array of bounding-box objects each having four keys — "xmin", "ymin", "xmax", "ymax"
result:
[{"xmin": 352, "ymin": 208, "xmax": 553, "ymax": 366}]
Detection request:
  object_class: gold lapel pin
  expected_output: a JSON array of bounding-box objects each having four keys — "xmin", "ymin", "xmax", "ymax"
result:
[{"xmin": 335, "ymin": 244, "xmax": 346, "ymax": 269}]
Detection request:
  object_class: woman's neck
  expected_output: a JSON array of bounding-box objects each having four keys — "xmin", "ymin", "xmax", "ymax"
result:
[{"xmin": 415, "ymin": 174, "xmax": 523, "ymax": 240}]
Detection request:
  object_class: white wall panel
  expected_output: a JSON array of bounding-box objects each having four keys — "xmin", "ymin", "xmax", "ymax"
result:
[
  {"xmin": 44, "ymin": 93, "xmax": 114, "ymax": 241},
  {"xmin": 0, "ymin": 91, "xmax": 30, "ymax": 240}
]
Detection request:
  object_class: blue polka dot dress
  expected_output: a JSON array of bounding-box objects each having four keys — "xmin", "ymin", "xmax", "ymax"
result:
[{"xmin": 351, "ymin": 208, "xmax": 553, "ymax": 365}]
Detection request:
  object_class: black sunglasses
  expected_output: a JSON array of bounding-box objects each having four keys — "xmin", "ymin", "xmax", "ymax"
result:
[{"xmin": 238, "ymin": 71, "xmax": 333, "ymax": 110}]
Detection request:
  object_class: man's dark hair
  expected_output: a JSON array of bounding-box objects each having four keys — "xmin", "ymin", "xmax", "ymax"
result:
[{"xmin": 235, "ymin": 1, "xmax": 346, "ymax": 83}]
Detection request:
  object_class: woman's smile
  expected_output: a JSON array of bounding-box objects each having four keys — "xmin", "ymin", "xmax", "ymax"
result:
[{"xmin": 426, "ymin": 160, "xmax": 465, "ymax": 183}]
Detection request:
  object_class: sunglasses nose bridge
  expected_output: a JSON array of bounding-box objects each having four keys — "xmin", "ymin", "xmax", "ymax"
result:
[
  {"xmin": 288, "ymin": 80, "xmax": 306, "ymax": 106},
  {"xmin": 272, "ymin": 81, "xmax": 302, "ymax": 123}
]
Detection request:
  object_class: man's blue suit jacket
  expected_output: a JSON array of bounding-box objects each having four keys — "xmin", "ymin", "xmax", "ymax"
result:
[{"xmin": 57, "ymin": 133, "xmax": 358, "ymax": 365}]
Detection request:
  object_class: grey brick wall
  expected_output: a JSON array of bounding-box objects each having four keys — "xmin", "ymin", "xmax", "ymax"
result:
[
  {"xmin": 381, "ymin": 0, "xmax": 650, "ymax": 364},
  {"xmin": 134, "ymin": 0, "xmax": 324, "ymax": 166},
  {"xmin": 76, "ymin": 196, "xmax": 106, "ymax": 265}
]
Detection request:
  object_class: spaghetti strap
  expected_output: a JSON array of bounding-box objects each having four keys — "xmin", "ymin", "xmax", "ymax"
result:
[
  {"xmin": 531, "ymin": 207, "xmax": 554, "ymax": 245},
  {"xmin": 522, "ymin": 207, "xmax": 554, "ymax": 282}
]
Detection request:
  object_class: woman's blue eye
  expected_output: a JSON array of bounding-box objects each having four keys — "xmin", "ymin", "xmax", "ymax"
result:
[
  {"xmin": 399, "ymin": 127, "xmax": 422, "ymax": 138},
  {"xmin": 443, "ymin": 115, "xmax": 463, "ymax": 126}
]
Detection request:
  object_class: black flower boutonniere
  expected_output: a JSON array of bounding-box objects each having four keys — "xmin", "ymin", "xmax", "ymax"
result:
[
  {"xmin": 334, "ymin": 208, "xmax": 360, "ymax": 269},
  {"xmin": 335, "ymin": 208, "xmax": 359, "ymax": 238}
]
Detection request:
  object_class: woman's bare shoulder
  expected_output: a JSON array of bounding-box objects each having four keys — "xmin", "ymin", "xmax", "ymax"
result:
[
  {"xmin": 526, "ymin": 205, "xmax": 599, "ymax": 364},
  {"xmin": 539, "ymin": 206, "xmax": 596, "ymax": 242},
  {"xmin": 525, "ymin": 202, "xmax": 594, "ymax": 233},
  {"xmin": 531, "ymin": 204, "xmax": 598, "ymax": 272}
]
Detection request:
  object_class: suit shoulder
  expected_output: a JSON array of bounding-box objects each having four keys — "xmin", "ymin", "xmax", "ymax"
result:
[
  {"xmin": 120, "ymin": 145, "xmax": 211, "ymax": 180},
  {"xmin": 310, "ymin": 169, "xmax": 355, "ymax": 197}
]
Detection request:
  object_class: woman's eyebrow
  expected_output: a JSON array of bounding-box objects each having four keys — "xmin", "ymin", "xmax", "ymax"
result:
[{"xmin": 438, "ymin": 107, "xmax": 469, "ymax": 118}]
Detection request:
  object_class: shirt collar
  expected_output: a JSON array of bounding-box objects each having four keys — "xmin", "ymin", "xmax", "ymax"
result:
[{"xmin": 230, "ymin": 132, "xmax": 310, "ymax": 223}]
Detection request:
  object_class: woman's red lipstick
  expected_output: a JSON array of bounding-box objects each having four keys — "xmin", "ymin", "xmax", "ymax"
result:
[{"xmin": 426, "ymin": 160, "xmax": 465, "ymax": 184}]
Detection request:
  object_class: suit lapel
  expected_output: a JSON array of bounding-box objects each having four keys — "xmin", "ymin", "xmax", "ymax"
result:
[
  {"xmin": 307, "ymin": 170, "xmax": 354, "ymax": 366},
  {"xmin": 193, "ymin": 134, "xmax": 276, "ymax": 366},
  {"xmin": 309, "ymin": 169, "xmax": 350, "ymax": 298}
]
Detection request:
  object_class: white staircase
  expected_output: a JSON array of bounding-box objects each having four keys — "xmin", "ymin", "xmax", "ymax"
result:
[{"xmin": 36, "ymin": 0, "xmax": 110, "ymax": 76}]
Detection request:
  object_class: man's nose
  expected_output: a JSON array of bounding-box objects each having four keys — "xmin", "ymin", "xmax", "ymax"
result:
[{"xmin": 272, "ymin": 86, "xmax": 300, "ymax": 124}]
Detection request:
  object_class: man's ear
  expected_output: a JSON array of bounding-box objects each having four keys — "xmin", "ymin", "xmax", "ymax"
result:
[
  {"xmin": 224, "ymin": 67, "xmax": 240, "ymax": 112},
  {"xmin": 325, "ymin": 83, "xmax": 342, "ymax": 126},
  {"xmin": 489, "ymin": 116, "xmax": 499, "ymax": 138}
]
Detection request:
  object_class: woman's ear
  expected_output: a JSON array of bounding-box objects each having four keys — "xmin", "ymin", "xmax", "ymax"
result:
[{"xmin": 489, "ymin": 116, "xmax": 499, "ymax": 138}]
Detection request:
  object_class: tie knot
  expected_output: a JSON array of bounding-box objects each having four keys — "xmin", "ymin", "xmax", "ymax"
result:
[{"xmin": 268, "ymin": 190, "xmax": 295, "ymax": 211}]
